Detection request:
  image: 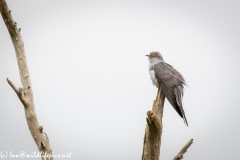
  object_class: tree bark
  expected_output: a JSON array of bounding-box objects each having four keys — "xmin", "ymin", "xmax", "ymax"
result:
[
  {"xmin": 142, "ymin": 88, "xmax": 193, "ymax": 160},
  {"xmin": 0, "ymin": 1, "xmax": 53, "ymax": 160},
  {"xmin": 142, "ymin": 88, "xmax": 165, "ymax": 160}
]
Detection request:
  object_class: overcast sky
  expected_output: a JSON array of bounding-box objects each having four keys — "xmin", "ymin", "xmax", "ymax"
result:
[{"xmin": 0, "ymin": 0, "xmax": 240, "ymax": 160}]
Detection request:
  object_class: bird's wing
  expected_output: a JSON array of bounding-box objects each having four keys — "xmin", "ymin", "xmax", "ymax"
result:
[{"xmin": 153, "ymin": 62, "xmax": 188, "ymax": 126}]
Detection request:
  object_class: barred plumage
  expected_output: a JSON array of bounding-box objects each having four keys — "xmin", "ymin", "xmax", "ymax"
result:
[{"xmin": 147, "ymin": 52, "xmax": 188, "ymax": 126}]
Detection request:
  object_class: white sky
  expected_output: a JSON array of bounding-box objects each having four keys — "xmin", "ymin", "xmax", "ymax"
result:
[{"xmin": 0, "ymin": 0, "xmax": 240, "ymax": 160}]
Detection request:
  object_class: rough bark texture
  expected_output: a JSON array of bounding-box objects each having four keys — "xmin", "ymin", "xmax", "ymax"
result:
[
  {"xmin": 142, "ymin": 88, "xmax": 193, "ymax": 160},
  {"xmin": 142, "ymin": 88, "xmax": 165, "ymax": 160},
  {"xmin": 173, "ymin": 139, "xmax": 193, "ymax": 160},
  {"xmin": 0, "ymin": 1, "xmax": 53, "ymax": 160}
]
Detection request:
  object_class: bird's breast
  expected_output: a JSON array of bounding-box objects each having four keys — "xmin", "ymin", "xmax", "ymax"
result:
[{"xmin": 149, "ymin": 69, "xmax": 159, "ymax": 87}]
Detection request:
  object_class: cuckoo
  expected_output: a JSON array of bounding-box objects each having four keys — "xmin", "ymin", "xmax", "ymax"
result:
[{"xmin": 146, "ymin": 51, "xmax": 188, "ymax": 126}]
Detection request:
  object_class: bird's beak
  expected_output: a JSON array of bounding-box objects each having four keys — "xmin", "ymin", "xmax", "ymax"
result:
[{"xmin": 146, "ymin": 55, "xmax": 149, "ymax": 57}]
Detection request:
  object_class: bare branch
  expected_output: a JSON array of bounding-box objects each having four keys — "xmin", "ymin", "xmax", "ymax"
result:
[
  {"xmin": 7, "ymin": 78, "xmax": 29, "ymax": 107},
  {"xmin": 142, "ymin": 87, "xmax": 165, "ymax": 160},
  {"xmin": 0, "ymin": 0, "xmax": 34, "ymax": 106},
  {"xmin": 1, "ymin": 1, "xmax": 53, "ymax": 159},
  {"xmin": 142, "ymin": 86, "xmax": 193, "ymax": 160},
  {"xmin": 7, "ymin": 78, "xmax": 21, "ymax": 95},
  {"xmin": 173, "ymin": 139, "xmax": 193, "ymax": 160}
]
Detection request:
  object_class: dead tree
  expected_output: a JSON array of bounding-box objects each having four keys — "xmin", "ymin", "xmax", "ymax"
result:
[
  {"xmin": 1, "ymin": 1, "xmax": 192, "ymax": 160},
  {"xmin": 142, "ymin": 88, "xmax": 193, "ymax": 160},
  {"xmin": 0, "ymin": 1, "xmax": 53, "ymax": 160}
]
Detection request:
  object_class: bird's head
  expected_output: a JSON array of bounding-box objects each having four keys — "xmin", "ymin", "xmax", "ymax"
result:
[{"xmin": 146, "ymin": 51, "xmax": 164, "ymax": 65}]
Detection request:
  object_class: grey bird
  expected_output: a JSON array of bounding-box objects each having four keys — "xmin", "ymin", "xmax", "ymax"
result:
[{"xmin": 146, "ymin": 51, "xmax": 188, "ymax": 126}]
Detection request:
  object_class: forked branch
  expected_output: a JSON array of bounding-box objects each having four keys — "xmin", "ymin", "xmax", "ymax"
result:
[
  {"xmin": 7, "ymin": 78, "xmax": 29, "ymax": 107},
  {"xmin": 0, "ymin": 1, "xmax": 53, "ymax": 159}
]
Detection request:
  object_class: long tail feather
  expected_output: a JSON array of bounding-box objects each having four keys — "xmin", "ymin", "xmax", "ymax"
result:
[{"xmin": 174, "ymin": 86, "xmax": 188, "ymax": 126}]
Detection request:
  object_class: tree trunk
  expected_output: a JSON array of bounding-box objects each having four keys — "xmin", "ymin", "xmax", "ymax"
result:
[
  {"xmin": 1, "ymin": 1, "xmax": 193, "ymax": 160},
  {"xmin": 142, "ymin": 87, "xmax": 193, "ymax": 160},
  {"xmin": 0, "ymin": 1, "xmax": 53, "ymax": 159},
  {"xmin": 142, "ymin": 87, "xmax": 165, "ymax": 160}
]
